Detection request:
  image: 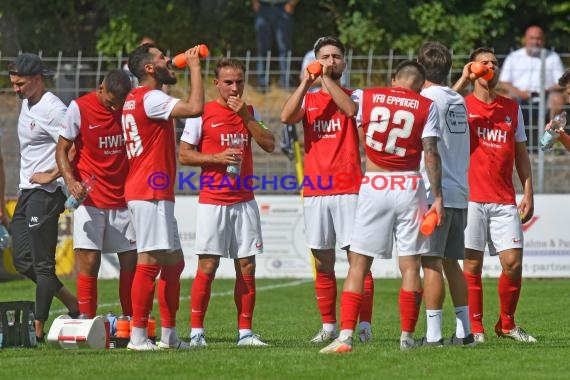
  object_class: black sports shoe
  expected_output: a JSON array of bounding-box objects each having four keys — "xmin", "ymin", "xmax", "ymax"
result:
[
  {"xmin": 448, "ymin": 333, "xmax": 476, "ymax": 347},
  {"xmin": 415, "ymin": 337, "xmax": 444, "ymax": 347}
]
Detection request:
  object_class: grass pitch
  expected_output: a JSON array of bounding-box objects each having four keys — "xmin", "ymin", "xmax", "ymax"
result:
[{"xmin": 0, "ymin": 277, "xmax": 568, "ymax": 379}]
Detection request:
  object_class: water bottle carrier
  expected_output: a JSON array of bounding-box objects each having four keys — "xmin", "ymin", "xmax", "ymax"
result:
[
  {"xmin": 47, "ymin": 315, "xmax": 108, "ymax": 349},
  {"xmin": 0, "ymin": 301, "xmax": 36, "ymax": 348}
]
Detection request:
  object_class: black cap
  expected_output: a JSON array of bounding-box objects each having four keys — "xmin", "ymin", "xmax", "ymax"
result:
[{"xmin": 8, "ymin": 53, "xmax": 52, "ymax": 76}]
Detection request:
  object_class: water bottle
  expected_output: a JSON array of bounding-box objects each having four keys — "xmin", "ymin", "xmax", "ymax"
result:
[
  {"xmin": 172, "ymin": 44, "xmax": 209, "ymax": 68},
  {"xmin": 540, "ymin": 111, "xmax": 567, "ymax": 151},
  {"xmin": 226, "ymin": 139, "xmax": 243, "ymax": 178},
  {"xmin": 106, "ymin": 312, "xmax": 117, "ymax": 337},
  {"xmin": 65, "ymin": 175, "xmax": 97, "ymax": 211},
  {"xmin": 0, "ymin": 224, "xmax": 11, "ymax": 250},
  {"xmin": 28, "ymin": 311, "xmax": 37, "ymax": 347}
]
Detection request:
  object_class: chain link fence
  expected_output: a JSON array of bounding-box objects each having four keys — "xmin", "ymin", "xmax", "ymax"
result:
[{"xmin": 1, "ymin": 49, "xmax": 569, "ymax": 197}]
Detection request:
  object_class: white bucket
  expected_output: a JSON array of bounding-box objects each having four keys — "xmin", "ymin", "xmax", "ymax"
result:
[{"xmin": 47, "ymin": 315, "xmax": 108, "ymax": 349}]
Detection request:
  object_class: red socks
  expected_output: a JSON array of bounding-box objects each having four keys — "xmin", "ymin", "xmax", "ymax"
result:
[
  {"xmin": 157, "ymin": 260, "xmax": 184, "ymax": 328},
  {"xmin": 498, "ymin": 273, "xmax": 521, "ymax": 331},
  {"xmin": 399, "ymin": 288, "xmax": 422, "ymax": 333},
  {"xmin": 190, "ymin": 269, "xmax": 214, "ymax": 328},
  {"xmin": 77, "ymin": 273, "xmax": 98, "ymax": 318},
  {"xmin": 464, "ymin": 271, "xmax": 484, "ymax": 333},
  {"xmin": 315, "ymin": 272, "xmax": 337, "ymax": 324},
  {"xmin": 235, "ymin": 273, "xmax": 256, "ymax": 329},
  {"xmin": 359, "ymin": 271, "xmax": 374, "ymax": 323},
  {"xmin": 119, "ymin": 269, "xmax": 135, "ymax": 317},
  {"xmin": 131, "ymin": 264, "xmax": 160, "ymax": 328},
  {"xmin": 339, "ymin": 291, "xmax": 363, "ymax": 330}
]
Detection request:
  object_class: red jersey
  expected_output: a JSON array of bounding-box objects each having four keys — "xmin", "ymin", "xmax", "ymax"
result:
[
  {"xmin": 302, "ymin": 89, "xmax": 362, "ymax": 197},
  {"xmin": 63, "ymin": 92, "xmax": 128, "ymax": 208},
  {"xmin": 465, "ymin": 94, "xmax": 525, "ymax": 205},
  {"xmin": 182, "ymin": 101, "xmax": 256, "ymax": 205},
  {"xmin": 122, "ymin": 87, "xmax": 179, "ymax": 202},
  {"xmin": 357, "ymin": 87, "xmax": 439, "ymax": 171}
]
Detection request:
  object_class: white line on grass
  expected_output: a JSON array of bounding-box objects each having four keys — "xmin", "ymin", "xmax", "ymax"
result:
[{"xmin": 50, "ymin": 278, "xmax": 312, "ymax": 316}]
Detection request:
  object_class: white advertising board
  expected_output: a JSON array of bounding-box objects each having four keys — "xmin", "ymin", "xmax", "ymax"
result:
[{"xmin": 98, "ymin": 194, "xmax": 570, "ymax": 279}]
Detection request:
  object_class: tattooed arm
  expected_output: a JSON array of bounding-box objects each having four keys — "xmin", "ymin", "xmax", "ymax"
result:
[{"xmin": 422, "ymin": 136, "xmax": 445, "ymax": 225}]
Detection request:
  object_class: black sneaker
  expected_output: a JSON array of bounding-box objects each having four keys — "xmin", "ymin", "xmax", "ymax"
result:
[
  {"xmin": 415, "ymin": 337, "xmax": 444, "ymax": 347},
  {"xmin": 448, "ymin": 333, "xmax": 476, "ymax": 347}
]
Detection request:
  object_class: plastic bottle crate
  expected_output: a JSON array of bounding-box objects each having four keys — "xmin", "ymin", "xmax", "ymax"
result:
[{"xmin": 0, "ymin": 301, "xmax": 36, "ymax": 348}]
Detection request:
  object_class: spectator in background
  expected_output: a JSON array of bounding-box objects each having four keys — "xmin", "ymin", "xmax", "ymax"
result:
[
  {"xmin": 252, "ymin": 0, "xmax": 299, "ymax": 91},
  {"xmin": 499, "ymin": 25, "xmax": 565, "ymax": 149},
  {"xmin": 8, "ymin": 53, "xmax": 79, "ymax": 341}
]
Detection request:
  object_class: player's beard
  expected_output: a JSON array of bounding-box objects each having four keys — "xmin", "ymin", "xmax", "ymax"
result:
[
  {"xmin": 329, "ymin": 70, "xmax": 343, "ymax": 81},
  {"xmin": 155, "ymin": 66, "xmax": 177, "ymax": 85}
]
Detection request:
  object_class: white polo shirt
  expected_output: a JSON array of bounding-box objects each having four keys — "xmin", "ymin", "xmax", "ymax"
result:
[
  {"xmin": 17, "ymin": 91, "xmax": 67, "ymax": 192},
  {"xmin": 499, "ymin": 47, "xmax": 565, "ymax": 94}
]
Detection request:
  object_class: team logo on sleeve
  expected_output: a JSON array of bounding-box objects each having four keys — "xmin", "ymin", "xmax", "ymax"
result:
[{"xmin": 505, "ymin": 116, "xmax": 512, "ymax": 127}]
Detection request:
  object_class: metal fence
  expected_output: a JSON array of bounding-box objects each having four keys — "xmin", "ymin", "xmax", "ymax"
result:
[{"xmin": 1, "ymin": 49, "xmax": 569, "ymax": 197}]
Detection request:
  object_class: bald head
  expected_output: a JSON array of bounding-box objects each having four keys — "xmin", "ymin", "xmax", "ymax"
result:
[
  {"xmin": 392, "ymin": 60, "xmax": 426, "ymax": 93},
  {"xmin": 524, "ymin": 25, "xmax": 544, "ymax": 56}
]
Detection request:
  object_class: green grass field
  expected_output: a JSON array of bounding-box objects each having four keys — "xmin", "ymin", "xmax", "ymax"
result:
[{"xmin": 1, "ymin": 277, "xmax": 569, "ymax": 379}]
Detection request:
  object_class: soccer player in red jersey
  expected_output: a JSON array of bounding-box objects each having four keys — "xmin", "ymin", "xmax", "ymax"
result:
[
  {"xmin": 179, "ymin": 58, "xmax": 275, "ymax": 347},
  {"xmin": 320, "ymin": 61, "xmax": 444, "ymax": 353},
  {"xmin": 121, "ymin": 43, "xmax": 204, "ymax": 350},
  {"xmin": 453, "ymin": 47, "xmax": 536, "ymax": 343},
  {"xmin": 281, "ymin": 36, "xmax": 375, "ymax": 344},
  {"xmin": 56, "ymin": 70, "xmax": 137, "ymax": 320}
]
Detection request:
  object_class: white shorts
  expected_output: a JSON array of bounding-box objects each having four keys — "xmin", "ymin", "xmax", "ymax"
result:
[
  {"xmin": 304, "ymin": 194, "xmax": 358, "ymax": 250},
  {"xmin": 195, "ymin": 200, "xmax": 263, "ymax": 259},
  {"xmin": 422, "ymin": 207, "xmax": 466, "ymax": 260},
  {"xmin": 464, "ymin": 202, "xmax": 523, "ymax": 256},
  {"xmin": 127, "ymin": 200, "xmax": 181, "ymax": 252},
  {"xmin": 73, "ymin": 205, "xmax": 136, "ymax": 254},
  {"xmin": 349, "ymin": 171, "xmax": 428, "ymax": 259}
]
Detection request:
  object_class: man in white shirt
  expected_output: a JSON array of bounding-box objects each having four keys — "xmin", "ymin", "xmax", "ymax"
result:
[
  {"xmin": 8, "ymin": 53, "xmax": 79, "ymax": 341},
  {"xmin": 499, "ymin": 25, "xmax": 565, "ymax": 150}
]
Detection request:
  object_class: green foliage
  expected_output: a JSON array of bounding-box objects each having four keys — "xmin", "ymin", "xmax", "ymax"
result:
[
  {"xmin": 337, "ymin": 12, "xmax": 386, "ymax": 54},
  {"xmin": 95, "ymin": 14, "xmax": 138, "ymax": 57},
  {"xmin": 0, "ymin": 0, "xmax": 568, "ymax": 56}
]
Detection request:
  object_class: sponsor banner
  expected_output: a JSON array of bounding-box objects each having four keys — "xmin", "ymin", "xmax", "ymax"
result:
[
  {"xmin": 1, "ymin": 194, "xmax": 560, "ymax": 279},
  {"xmin": 100, "ymin": 194, "xmax": 570, "ymax": 279}
]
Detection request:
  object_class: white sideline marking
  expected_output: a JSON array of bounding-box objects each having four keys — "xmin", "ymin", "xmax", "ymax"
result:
[{"xmin": 50, "ymin": 278, "xmax": 312, "ymax": 315}]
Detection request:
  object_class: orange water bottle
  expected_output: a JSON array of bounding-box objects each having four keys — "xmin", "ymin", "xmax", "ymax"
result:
[
  {"xmin": 420, "ymin": 213, "xmax": 438, "ymax": 236},
  {"xmin": 306, "ymin": 60, "xmax": 322, "ymax": 76},
  {"xmin": 116, "ymin": 316, "xmax": 130, "ymax": 339},
  {"xmin": 172, "ymin": 44, "xmax": 210, "ymax": 68},
  {"xmin": 470, "ymin": 62, "xmax": 494, "ymax": 81}
]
